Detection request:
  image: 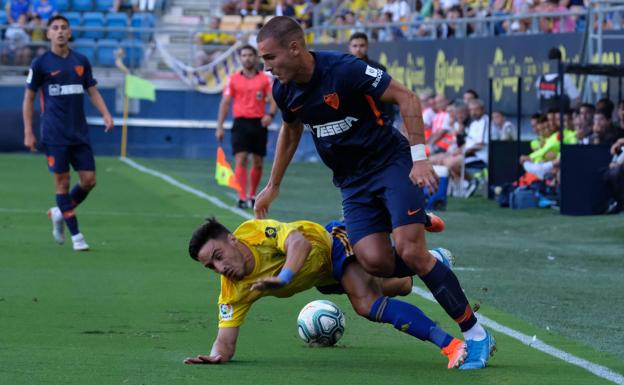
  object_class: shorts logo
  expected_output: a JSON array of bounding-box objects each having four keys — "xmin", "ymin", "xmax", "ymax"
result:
[
  {"xmin": 219, "ymin": 304, "xmax": 233, "ymax": 320},
  {"xmin": 365, "ymin": 65, "xmax": 383, "ymax": 88},
  {"xmin": 74, "ymin": 65, "xmax": 84, "ymax": 77},
  {"xmin": 323, "ymin": 92, "xmax": 340, "ymax": 110},
  {"xmin": 47, "ymin": 156, "xmax": 55, "ymax": 167},
  {"xmin": 265, "ymin": 227, "xmax": 277, "ymax": 238}
]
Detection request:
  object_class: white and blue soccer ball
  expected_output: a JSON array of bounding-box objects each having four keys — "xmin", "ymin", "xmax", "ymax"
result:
[{"xmin": 297, "ymin": 300, "xmax": 345, "ymax": 347}]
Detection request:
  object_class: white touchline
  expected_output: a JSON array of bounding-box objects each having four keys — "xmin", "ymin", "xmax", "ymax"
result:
[
  {"xmin": 411, "ymin": 286, "xmax": 624, "ymax": 385},
  {"xmin": 0, "ymin": 207, "xmax": 205, "ymax": 219},
  {"xmin": 121, "ymin": 157, "xmax": 624, "ymax": 385}
]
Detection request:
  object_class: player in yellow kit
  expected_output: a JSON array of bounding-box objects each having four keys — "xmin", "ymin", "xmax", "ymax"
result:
[{"xmin": 184, "ymin": 218, "xmax": 465, "ymax": 368}]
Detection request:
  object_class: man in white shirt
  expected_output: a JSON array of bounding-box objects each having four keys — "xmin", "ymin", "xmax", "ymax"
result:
[{"xmin": 535, "ymin": 48, "xmax": 580, "ymax": 113}]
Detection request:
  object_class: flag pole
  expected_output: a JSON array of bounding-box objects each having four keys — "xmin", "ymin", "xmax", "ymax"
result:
[{"xmin": 115, "ymin": 48, "xmax": 130, "ymax": 158}]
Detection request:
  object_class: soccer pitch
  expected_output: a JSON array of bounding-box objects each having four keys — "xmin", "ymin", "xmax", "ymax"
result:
[{"xmin": 1, "ymin": 153, "xmax": 623, "ymax": 385}]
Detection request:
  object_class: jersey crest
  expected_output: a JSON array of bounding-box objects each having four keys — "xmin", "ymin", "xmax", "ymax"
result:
[
  {"xmin": 74, "ymin": 65, "xmax": 84, "ymax": 77},
  {"xmin": 323, "ymin": 92, "xmax": 340, "ymax": 110}
]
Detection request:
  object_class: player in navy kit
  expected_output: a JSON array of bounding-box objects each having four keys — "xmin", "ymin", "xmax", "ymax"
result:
[
  {"xmin": 253, "ymin": 17, "xmax": 495, "ymax": 369},
  {"xmin": 23, "ymin": 15, "xmax": 114, "ymax": 251}
]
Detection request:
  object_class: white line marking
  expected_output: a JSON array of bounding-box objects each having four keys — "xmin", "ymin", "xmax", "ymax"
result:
[
  {"xmin": 120, "ymin": 156, "xmax": 624, "ymax": 385},
  {"xmin": 411, "ymin": 286, "xmax": 624, "ymax": 385},
  {"xmin": 0, "ymin": 207, "xmax": 204, "ymax": 219},
  {"xmin": 119, "ymin": 157, "xmax": 253, "ymax": 220}
]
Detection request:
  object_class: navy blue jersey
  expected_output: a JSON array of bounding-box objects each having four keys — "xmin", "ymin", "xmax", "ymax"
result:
[
  {"xmin": 26, "ymin": 49, "xmax": 97, "ymax": 145},
  {"xmin": 273, "ymin": 51, "xmax": 409, "ymax": 188}
]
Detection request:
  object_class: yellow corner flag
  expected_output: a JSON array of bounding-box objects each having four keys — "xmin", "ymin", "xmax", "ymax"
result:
[
  {"xmin": 215, "ymin": 146, "xmax": 241, "ymax": 193},
  {"xmin": 125, "ymin": 74, "xmax": 156, "ymax": 101}
]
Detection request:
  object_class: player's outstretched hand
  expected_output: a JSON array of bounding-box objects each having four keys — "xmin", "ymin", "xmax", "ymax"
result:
[
  {"xmin": 183, "ymin": 354, "xmax": 223, "ymax": 365},
  {"xmin": 24, "ymin": 132, "xmax": 37, "ymax": 152},
  {"xmin": 250, "ymin": 276, "xmax": 285, "ymax": 291},
  {"xmin": 410, "ymin": 160, "xmax": 439, "ymax": 193},
  {"xmin": 254, "ymin": 184, "xmax": 279, "ymax": 219},
  {"xmin": 103, "ymin": 114, "xmax": 114, "ymax": 132}
]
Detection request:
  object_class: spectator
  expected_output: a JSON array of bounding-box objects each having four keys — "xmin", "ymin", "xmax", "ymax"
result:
[
  {"xmin": 491, "ymin": 110, "xmax": 516, "ymax": 141},
  {"xmin": 5, "ymin": 0, "xmax": 30, "ymax": 24},
  {"xmin": 604, "ymin": 137, "xmax": 624, "ymax": 214},
  {"xmin": 576, "ymin": 103, "xmax": 595, "ymax": 143},
  {"xmin": 194, "ymin": 17, "xmax": 236, "ymax": 66},
  {"xmin": 452, "ymin": 101, "xmax": 470, "ymax": 148},
  {"xmin": 139, "ymin": 0, "xmax": 157, "ymax": 11},
  {"xmin": 1, "ymin": 13, "xmax": 31, "ymax": 65},
  {"xmin": 419, "ymin": 90, "xmax": 436, "ymax": 133},
  {"xmin": 535, "ymin": 47, "xmax": 580, "ymax": 113},
  {"xmin": 32, "ymin": 0, "xmax": 56, "ymax": 21},
  {"xmin": 529, "ymin": 113, "xmax": 545, "ymax": 151},
  {"xmin": 29, "ymin": 15, "xmax": 47, "ymax": 56},
  {"xmin": 275, "ymin": 0, "xmax": 296, "ymax": 17},
  {"xmin": 463, "ymin": 89, "xmax": 479, "ymax": 106},
  {"xmin": 590, "ymin": 109, "xmax": 619, "ymax": 145},
  {"xmin": 596, "ymin": 97, "xmax": 615, "ymax": 122},
  {"xmin": 381, "ymin": 0, "xmax": 410, "ymax": 22},
  {"xmin": 112, "ymin": 0, "xmax": 138, "ymax": 13},
  {"xmin": 428, "ymin": 94, "xmax": 454, "ymax": 154}
]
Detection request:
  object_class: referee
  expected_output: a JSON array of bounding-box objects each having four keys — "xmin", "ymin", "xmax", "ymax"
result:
[{"xmin": 216, "ymin": 44, "xmax": 277, "ymax": 209}]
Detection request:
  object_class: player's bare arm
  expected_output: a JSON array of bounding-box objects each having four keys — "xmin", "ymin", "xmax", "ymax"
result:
[
  {"xmin": 22, "ymin": 88, "xmax": 37, "ymax": 151},
  {"xmin": 380, "ymin": 79, "xmax": 439, "ymax": 192},
  {"xmin": 184, "ymin": 326, "xmax": 240, "ymax": 364},
  {"xmin": 250, "ymin": 230, "xmax": 311, "ymax": 290},
  {"xmin": 254, "ymin": 119, "xmax": 304, "ymax": 219},
  {"xmin": 86, "ymin": 86, "xmax": 114, "ymax": 132},
  {"xmin": 261, "ymin": 93, "xmax": 278, "ymax": 128},
  {"xmin": 216, "ymin": 93, "xmax": 232, "ymax": 142}
]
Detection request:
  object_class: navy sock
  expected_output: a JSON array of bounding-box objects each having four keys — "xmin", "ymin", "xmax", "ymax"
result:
[
  {"xmin": 393, "ymin": 248, "xmax": 416, "ymax": 278},
  {"xmin": 70, "ymin": 184, "xmax": 89, "ymax": 207},
  {"xmin": 420, "ymin": 260, "xmax": 477, "ymax": 332},
  {"xmin": 56, "ymin": 194, "xmax": 80, "ymax": 236},
  {"xmin": 368, "ymin": 296, "xmax": 454, "ymax": 349}
]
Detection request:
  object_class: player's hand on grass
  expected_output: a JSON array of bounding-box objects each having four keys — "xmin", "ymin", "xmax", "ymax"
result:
[
  {"xmin": 250, "ymin": 276, "xmax": 285, "ymax": 291},
  {"xmin": 215, "ymin": 127, "xmax": 225, "ymax": 143},
  {"xmin": 254, "ymin": 184, "xmax": 279, "ymax": 219},
  {"xmin": 103, "ymin": 114, "xmax": 114, "ymax": 132},
  {"xmin": 24, "ymin": 132, "xmax": 37, "ymax": 152},
  {"xmin": 183, "ymin": 354, "xmax": 223, "ymax": 364},
  {"xmin": 410, "ymin": 160, "xmax": 439, "ymax": 192}
]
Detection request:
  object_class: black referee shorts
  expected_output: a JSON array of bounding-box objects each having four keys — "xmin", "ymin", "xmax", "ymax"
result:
[{"xmin": 231, "ymin": 118, "xmax": 268, "ymax": 157}]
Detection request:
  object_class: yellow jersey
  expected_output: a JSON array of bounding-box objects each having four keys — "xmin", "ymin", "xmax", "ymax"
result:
[{"xmin": 217, "ymin": 219, "xmax": 337, "ymax": 328}]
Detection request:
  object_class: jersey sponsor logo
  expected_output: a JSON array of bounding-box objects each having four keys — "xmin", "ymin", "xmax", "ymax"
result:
[
  {"xmin": 305, "ymin": 116, "xmax": 358, "ymax": 138},
  {"xmin": 74, "ymin": 65, "xmax": 84, "ymax": 77},
  {"xmin": 323, "ymin": 92, "xmax": 340, "ymax": 110},
  {"xmin": 26, "ymin": 69, "xmax": 33, "ymax": 84},
  {"xmin": 48, "ymin": 84, "xmax": 84, "ymax": 96},
  {"xmin": 50, "ymin": 70, "xmax": 61, "ymax": 77},
  {"xmin": 264, "ymin": 227, "xmax": 277, "ymax": 238},
  {"xmin": 365, "ymin": 65, "xmax": 383, "ymax": 88},
  {"xmin": 219, "ymin": 304, "xmax": 233, "ymax": 320}
]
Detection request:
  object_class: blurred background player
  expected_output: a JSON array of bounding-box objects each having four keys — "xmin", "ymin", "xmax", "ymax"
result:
[
  {"xmin": 216, "ymin": 44, "xmax": 277, "ymax": 209},
  {"xmin": 22, "ymin": 15, "xmax": 114, "ymax": 251},
  {"xmin": 184, "ymin": 217, "xmax": 466, "ymax": 368}
]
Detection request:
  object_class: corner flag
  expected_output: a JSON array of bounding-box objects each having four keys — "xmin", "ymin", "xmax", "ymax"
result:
[
  {"xmin": 215, "ymin": 146, "xmax": 241, "ymax": 192},
  {"xmin": 125, "ymin": 74, "xmax": 156, "ymax": 101}
]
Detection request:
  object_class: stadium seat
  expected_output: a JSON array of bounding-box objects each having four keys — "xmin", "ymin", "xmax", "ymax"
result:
[
  {"xmin": 241, "ymin": 15, "xmax": 263, "ymax": 31},
  {"xmin": 55, "ymin": 0, "xmax": 70, "ymax": 12},
  {"xmin": 219, "ymin": 15, "xmax": 242, "ymax": 31},
  {"xmin": 106, "ymin": 12, "xmax": 128, "ymax": 40},
  {"xmin": 64, "ymin": 12, "xmax": 82, "ymax": 31},
  {"xmin": 0, "ymin": 10, "xmax": 7, "ymax": 26},
  {"xmin": 131, "ymin": 12, "xmax": 155, "ymax": 40},
  {"xmin": 95, "ymin": 0, "xmax": 113, "ymax": 11},
  {"xmin": 96, "ymin": 38, "xmax": 118, "ymax": 67},
  {"xmin": 121, "ymin": 38, "xmax": 143, "ymax": 68},
  {"xmin": 72, "ymin": 0, "xmax": 93, "ymax": 12},
  {"xmin": 72, "ymin": 38, "xmax": 96, "ymax": 62},
  {"xmin": 82, "ymin": 12, "xmax": 105, "ymax": 39}
]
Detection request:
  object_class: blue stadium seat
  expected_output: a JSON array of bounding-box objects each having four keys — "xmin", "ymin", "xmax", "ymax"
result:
[
  {"xmin": 95, "ymin": 0, "xmax": 113, "ymax": 11},
  {"xmin": 64, "ymin": 11, "xmax": 82, "ymax": 30},
  {"xmin": 96, "ymin": 38, "xmax": 117, "ymax": 67},
  {"xmin": 131, "ymin": 12, "xmax": 154, "ymax": 40},
  {"xmin": 0, "ymin": 10, "xmax": 7, "ymax": 26},
  {"xmin": 72, "ymin": 38, "xmax": 96, "ymax": 63},
  {"xmin": 55, "ymin": 0, "xmax": 70, "ymax": 12},
  {"xmin": 82, "ymin": 12, "xmax": 105, "ymax": 39},
  {"xmin": 106, "ymin": 12, "xmax": 128, "ymax": 40},
  {"xmin": 121, "ymin": 38, "xmax": 143, "ymax": 68},
  {"xmin": 72, "ymin": 0, "xmax": 93, "ymax": 12}
]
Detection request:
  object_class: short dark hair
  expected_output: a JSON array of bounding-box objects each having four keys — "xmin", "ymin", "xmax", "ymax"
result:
[
  {"xmin": 595, "ymin": 108, "xmax": 611, "ymax": 119},
  {"xmin": 349, "ymin": 32, "xmax": 368, "ymax": 43},
  {"xmin": 531, "ymin": 113, "xmax": 543, "ymax": 120},
  {"xmin": 188, "ymin": 217, "xmax": 231, "ymax": 261},
  {"xmin": 47, "ymin": 14, "xmax": 70, "ymax": 27},
  {"xmin": 579, "ymin": 103, "xmax": 596, "ymax": 112},
  {"xmin": 239, "ymin": 44, "xmax": 257, "ymax": 56},
  {"xmin": 257, "ymin": 16, "xmax": 304, "ymax": 48},
  {"xmin": 464, "ymin": 89, "xmax": 479, "ymax": 99},
  {"xmin": 548, "ymin": 47, "xmax": 562, "ymax": 61},
  {"xmin": 596, "ymin": 98, "xmax": 614, "ymax": 119}
]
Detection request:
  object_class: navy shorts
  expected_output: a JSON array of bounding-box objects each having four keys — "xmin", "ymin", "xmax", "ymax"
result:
[
  {"xmin": 44, "ymin": 144, "xmax": 96, "ymax": 174},
  {"xmin": 341, "ymin": 154, "xmax": 427, "ymax": 246},
  {"xmin": 315, "ymin": 221, "xmax": 355, "ymax": 295}
]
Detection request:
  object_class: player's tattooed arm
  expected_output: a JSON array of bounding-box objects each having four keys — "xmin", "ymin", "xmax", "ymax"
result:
[{"xmin": 184, "ymin": 326, "xmax": 240, "ymax": 364}]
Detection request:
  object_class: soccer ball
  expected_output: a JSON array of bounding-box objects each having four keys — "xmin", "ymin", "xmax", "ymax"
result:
[{"xmin": 297, "ymin": 300, "xmax": 345, "ymax": 347}]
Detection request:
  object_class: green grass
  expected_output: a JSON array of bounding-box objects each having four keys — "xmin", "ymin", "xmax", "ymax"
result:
[{"xmin": 1, "ymin": 153, "xmax": 623, "ymax": 385}]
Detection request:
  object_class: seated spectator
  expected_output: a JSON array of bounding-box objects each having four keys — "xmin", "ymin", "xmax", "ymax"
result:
[
  {"xmin": 376, "ymin": 11, "xmax": 404, "ymax": 41},
  {"xmin": 491, "ymin": 110, "xmax": 516, "ymax": 141},
  {"xmin": 452, "ymin": 101, "xmax": 470, "ymax": 148},
  {"xmin": 529, "ymin": 113, "xmax": 545, "ymax": 151},
  {"xmin": 604, "ymin": 137, "xmax": 624, "ymax": 213},
  {"xmin": 239, "ymin": 0, "xmax": 272, "ymax": 16},
  {"xmin": 29, "ymin": 14, "xmax": 47, "ymax": 56},
  {"xmin": 419, "ymin": 90, "xmax": 436, "ymax": 134},
  {"xmin": 113, "ymin": 0, "xmax": 139, "ymax": 13},
  {"xmin": 427, "ymin": 94, "xmax": 454, "ymax": 155},
  {"xmin": 5, "ymin": 0, "xmax": 31, "ymax": 24},
  {"xmin": 589, "ymin": 109, "xmax": 620, "ymax": 145},
  {"xmin": 576, "ymin": 103, "xmax": 595, "ymax": 143},
  {"xmin": 275, "ymin": 0, "xmax": 296, "ymax": 17},
  {"xmin": 1, "ymin": 13, "xmax": 31, "ymax": 65},
  {"xmin": 194, "ymin": 17, "xmax": 236, "ymax": 66},
  {"xmin": 463, "ymin": 89, "xmax": 479, "ymax": 106},
  {"xmin": 32, "ymin": 0, "xmax": 56, "ymax": 21},
  {"xmin": 381, "ymin": 0, "xmax": 410, "ymax": 22}
]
